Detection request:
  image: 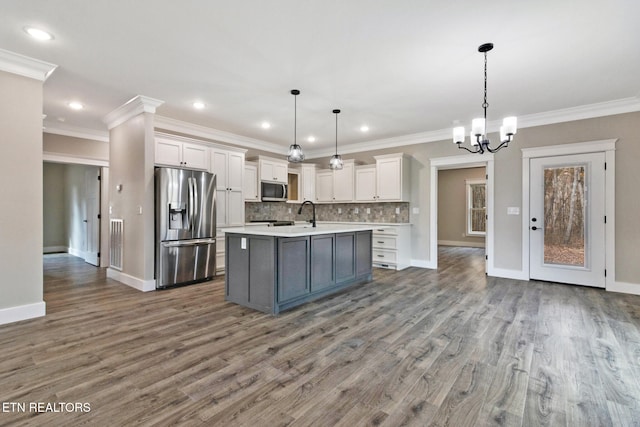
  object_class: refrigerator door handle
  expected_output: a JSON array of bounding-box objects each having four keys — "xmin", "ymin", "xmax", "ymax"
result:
[
  {"xmin": 161, "ymin": 238, "xmax": 216, "ymax": 248},
  {"xmin": 188, "ymin": 177, "xmax": 195, "ymax": 230}
]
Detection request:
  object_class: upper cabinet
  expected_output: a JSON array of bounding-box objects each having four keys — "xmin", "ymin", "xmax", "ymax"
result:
[
  {"xmin": 355, "ymin": 165, "xmax": 377, "ymax": 202},
  {"xmin": 375, "ymin": 153, "xmax": 410, "ymax": 202},
  {"xmin": 259, "ymin": 157, "xmax": 288, "ymax": 183},
  {"xmin": 244, "ymin": 161, "xmax": 259, "ymax": 202},
  {"xmin": 155, "ymin": 134, "xmax": 209, "ymax": 170},
  {"xmin": 316, "ymin": 160, "xmax": 355, "ymax": 202},
  {"xmin": 300, "ymin": 164, "xmax": 316, "ymax": 202},
  {"xmin": 211, "ymin": 148, "xmax": 246, "ymax": 227}
]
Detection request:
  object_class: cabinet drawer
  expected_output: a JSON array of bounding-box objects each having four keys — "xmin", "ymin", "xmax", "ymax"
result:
[
  {"xmin": 372, "ymin": 227, "xmax": 397, "ymax": 236},
  {"xmin": 372, "ymin": 249, "xmax": 397, "ymax": 264},
  {"xmin": 372, "ymin": 236, "xmax": 397, "ymax": 249}
]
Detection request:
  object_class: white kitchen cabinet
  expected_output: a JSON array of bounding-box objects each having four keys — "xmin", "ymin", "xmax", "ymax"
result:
[
  {"xmin": 375, "ymin": 153, "xmax": 411, "ymax": 202},
  {"xmin": 244, "ymin": 161, "xmax": 259, "ymax": 202},
  {"xmin": 315, "ymin": 170, "xmax": 334, "ymax": 202},
  {"xmin": 315, "ymin": 160, "xmax": 355, "ymax": 202},
  {"xmin": 300, "ymin": 164, "xmax": 316, "ymax": 202},
  {"xmin": 211, "ymin": 148, "xmax": 245, "ymax": 227},
  {"xmin": 372, "ymin": 224, "xmax": 411, "ymax": 270},
  {"xmin": 355, "ymin": 165, "xmax": 377, "ymax": 202},
  {"xmin": 155, "ymin": 134, "xmax": 209, "ymax": 170},
  {"xmin": 259, "ymin": 156, "xmax": 288, "ymax": 183}
]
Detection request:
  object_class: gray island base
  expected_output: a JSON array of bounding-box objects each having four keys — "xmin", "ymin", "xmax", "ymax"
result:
[{"xmin": 223, "ymin": 225, "xmax": 373, "ymax": 314}]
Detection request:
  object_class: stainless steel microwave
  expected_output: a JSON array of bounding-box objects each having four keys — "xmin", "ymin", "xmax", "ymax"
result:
[{"xmin": 261, "ymin": 181, "xmax": 287, "ymax": 201}]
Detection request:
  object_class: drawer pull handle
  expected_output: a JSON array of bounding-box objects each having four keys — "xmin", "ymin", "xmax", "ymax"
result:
[
  {"xmin": 377, "ymin": 229, "xmax": 385, "ymax": 232},
  {"xmin": 377, "ymin": 255, "xmax": 385, "ymax": 258},
  {"xmin": 377, "ymin": 241, "xmax": 385, "ymax": 244}
]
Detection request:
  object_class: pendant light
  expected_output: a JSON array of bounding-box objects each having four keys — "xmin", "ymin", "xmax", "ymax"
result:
[
  {"xmin": 328, "ymin": 109, "xmax": 343, "ymax": 170},
  {"xmin": 453, "ymin": 43, "xmax": 517, "ymax": 154},
  {"xmin": 287, "ymin": 89, "xmax": 305, "ymax": 162}
]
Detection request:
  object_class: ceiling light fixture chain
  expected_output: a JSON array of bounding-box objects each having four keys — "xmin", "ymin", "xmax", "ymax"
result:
[{"xmin": 453, "ymin": 42, "xmax": 517, "ymax": 154}]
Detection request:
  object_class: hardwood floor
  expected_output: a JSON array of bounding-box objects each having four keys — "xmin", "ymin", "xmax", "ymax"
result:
[{"xmin": 2, "ymin": 248, "xmax": 640, "ymax": 426}]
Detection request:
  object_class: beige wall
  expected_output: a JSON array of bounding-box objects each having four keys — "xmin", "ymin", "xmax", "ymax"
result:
[
  {"xmin": 438, "ymin": 167, "xmax": 486, "ymax": 246},
  {"xmin": 108, "ymin": 113, "xmax": 156, "ymax": 281},
  {"xmin": 43, "ymin": 162, "xmax": 67, "ymax": 249},
  {"xmin": 0, "ymin": 71, "xmax": 44, "ymax": 310},
  {"xmin": 43, "ymin": 133, "xmax": 109, "ymax": 161},
  {"xmin": 344, "ymin": 111, "xmax": 640, "ymax": 287}
]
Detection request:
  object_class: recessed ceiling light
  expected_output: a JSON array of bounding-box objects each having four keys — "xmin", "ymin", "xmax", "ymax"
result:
[
  {"xmin": 261, "ymin": 121, "xmax": 271, "ymax": 129},
  {"xmin": 360, "ymin": 125, "xmax": 369, "ymax": 132},
  {"xmin": 68, "ymin": 102, "xmax": 84, "ymax": 110},
  {"xmin": 24, "ymin": 26, "xmax": 53, "ymax": 41},
  {"xmin": 193, "ymin": 101, "xmax": 205, "ymax": 110},
  {"xmin": 307, "ymin": 136, "xmax": 316, "ymax": 143}
]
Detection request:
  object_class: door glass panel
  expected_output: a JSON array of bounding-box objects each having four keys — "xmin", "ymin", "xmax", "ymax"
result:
[{"xmin": 543, "ymin": 165, "xmax": 586, "ymax": 267}]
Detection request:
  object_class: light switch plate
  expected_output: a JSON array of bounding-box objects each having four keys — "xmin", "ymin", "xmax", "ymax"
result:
[
  {"xmin": 412, "ymin": 207, "xmax": 419, "ymax": 214},
  {"xmin": 507, "ymin": 207, "xmax": 520, "ymax": 215}
]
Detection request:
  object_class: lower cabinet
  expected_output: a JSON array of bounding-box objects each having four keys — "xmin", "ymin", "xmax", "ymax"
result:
[
  {"xmin": 225, "ymin": 230, "xmax": 373, "ymax": 314},
  {"xmin": 277, "ymin": 236, "xmax": 310, "ymax": 302}
]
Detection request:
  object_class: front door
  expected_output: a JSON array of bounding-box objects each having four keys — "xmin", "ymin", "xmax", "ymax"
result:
[{"xmin": 529, "ymin": 153, "xmax": 606, "ymax": 287}]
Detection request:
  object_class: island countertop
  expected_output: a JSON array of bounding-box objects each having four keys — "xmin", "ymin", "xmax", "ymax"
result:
[{"xmin": 222, "ymin": 223, "xmax": 375, "ymax": 237}]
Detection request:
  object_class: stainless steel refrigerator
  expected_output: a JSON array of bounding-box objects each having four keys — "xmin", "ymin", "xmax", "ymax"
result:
[{"xmin": 155, "ymin": 167, "xmax": 216, "ymax": 289}]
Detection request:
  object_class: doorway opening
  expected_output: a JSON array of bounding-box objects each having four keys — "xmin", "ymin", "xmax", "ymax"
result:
[
  {"xmin": 43, "ymin": 160, "xmax": 109, "ymax": 269},
  {"xmin": 429, "ymin": 154, "xmax": 494, "ymax": 271}
]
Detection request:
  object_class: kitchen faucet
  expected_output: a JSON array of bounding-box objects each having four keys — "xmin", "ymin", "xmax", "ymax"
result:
[{"xmin": 297, "ymin": 200, "xmax": 316, "ymax": 227}]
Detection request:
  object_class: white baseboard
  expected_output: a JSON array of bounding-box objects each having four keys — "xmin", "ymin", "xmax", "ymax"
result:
[
  {"xmin": 107, "ymin": 268, "xmax": 156, "ymax": 292},
  {"xmin": 411, "ymin": 259, "xmax": 436, "ymax": 269},
  {"xmin": 0, "ymin": 301, "xmax": 46, "ymax": 326},
  {"xmin": 438, "ymin": 240, "xmax": 486, "ymax": 248},
  {"xmin": 43, "ymin": 246, "xmax": 68, "ymax": 254},
  {"xmin": 68, "ymin": 247, "xmax": 85, "ymax": 258},
  {"xmin": 607, "ymin": 281, "xmax": 640, "ymax": 295},
  {"xmin": 487, "ymin": 267, "xmax": 529, "ymax": 281}
]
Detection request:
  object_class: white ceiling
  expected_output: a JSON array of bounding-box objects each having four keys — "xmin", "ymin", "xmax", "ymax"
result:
[{"xmin": 3, "ymin": 0, "xmax": 640, "ymax": 156}]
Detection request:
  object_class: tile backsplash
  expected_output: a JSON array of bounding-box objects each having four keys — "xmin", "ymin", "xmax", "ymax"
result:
[{"xmin": 245, "ymin": 202, "xmax": 410, "ymax": 223}]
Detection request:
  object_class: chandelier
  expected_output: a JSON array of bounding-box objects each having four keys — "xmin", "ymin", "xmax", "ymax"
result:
[
  {"xmin": 287, "ymin": 89, "xmax": 305, "ymax": 162},
  {"xmin": 453, "ymin": 43, "xmax": 517, "ymax": 154}
]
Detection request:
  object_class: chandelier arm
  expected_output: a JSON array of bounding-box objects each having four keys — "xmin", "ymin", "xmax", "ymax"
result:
[
  {"xmin": 485, "ymin": 140, "xmax": 509, "ymax": 153},
  {"xmin": 457, "ymin": 144, "xmax": 482, "ymax": 154}
]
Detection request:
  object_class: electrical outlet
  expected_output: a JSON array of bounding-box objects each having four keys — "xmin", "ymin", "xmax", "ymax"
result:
[
  {"xmin": 288, "ymin": 207, "xmax": 292, "ymax": 214},
  {"xmin": 354, "ymin": 208, "xmax": 359, "ymax": 214},
  {"xmin": 395, "ymin": 207, "xmax": 400, "ymax": 214},
  {"xmin": 338, "ymin": 208, "xmax": 342, "ymax": 214},
  {"xmin": 366, "ymin": 208, "xmax": 371, "ymax": 214}
]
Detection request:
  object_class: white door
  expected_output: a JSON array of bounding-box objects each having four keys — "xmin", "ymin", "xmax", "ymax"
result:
[
  {"xmin": 529, "ymin": 152, "xmax": 605, "ymax": 287},
  {"xmin": 84, "ymin": 167, "xmax": 101, "ymax": 266}
]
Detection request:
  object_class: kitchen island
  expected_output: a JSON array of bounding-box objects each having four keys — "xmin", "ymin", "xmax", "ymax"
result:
[{"xmin": 222, "ymin": 224, "xmax": 373, "ymax": 314}]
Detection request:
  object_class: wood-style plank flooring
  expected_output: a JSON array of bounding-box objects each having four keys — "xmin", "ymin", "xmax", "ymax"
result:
[{"xmin": 1, "ymin": 247, "xmax": 640, "ymax": 426}]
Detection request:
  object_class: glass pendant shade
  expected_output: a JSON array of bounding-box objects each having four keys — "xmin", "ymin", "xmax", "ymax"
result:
[
  {"xmin": 287, "ymin": 143, "xmax": 304, "ymax": 162},
  {"xmin": 329, "ymin": 154, "xmax": 343, "ymax": 170}
]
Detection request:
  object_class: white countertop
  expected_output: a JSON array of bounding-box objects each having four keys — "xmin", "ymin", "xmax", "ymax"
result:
[{"xmin": 223, "ymin": 223, "xmax": 376, "ymax": 237}]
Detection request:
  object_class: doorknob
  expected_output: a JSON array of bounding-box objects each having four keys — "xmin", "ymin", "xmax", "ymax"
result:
[
  {"xmin": 531, "ymin": 218, "xmax": 537, "ymax": 222},
  {"xmin": 531, "ymin": 226, "xmax": 539, "ymax": 230}
]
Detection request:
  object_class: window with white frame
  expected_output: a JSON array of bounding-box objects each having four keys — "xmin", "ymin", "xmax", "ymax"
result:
[{"xmin": 466, "ymin": 179, "xmax": 486, "ymax": 236}]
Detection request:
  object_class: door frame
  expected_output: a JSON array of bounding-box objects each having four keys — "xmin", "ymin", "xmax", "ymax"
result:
[
  {"xmin": 429, "ymin": 154, "xmax": 494, "ymax": 271},
  {"xmin": 522, "ymin": 139, "xmax": 616, "ymax": 289},
  {"xmin": 43, "ymin": 152, "xmax": 110, "ymax": 268}
]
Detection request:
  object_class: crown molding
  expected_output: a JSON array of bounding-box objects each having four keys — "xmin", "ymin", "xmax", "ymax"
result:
[
  {"xmin": 103, "ymin": 95, "xmax": 164, "ymax": 130},
  {"xmin": 154, "ymin": 115, "xmax": 284, "ymax": 154},
  {"xmin": 0, "ymin": 48, "xmax": 57, "ymax": 81},
  {"xmin": 304, "ymin": 96, "xmax": 640, "ymax": 159},
  {"xmin": 517, "ymin": 96, "xmax": 640, "ymax": 129},
  {"xmin": 44, "ymin": 123, "xmax": 109, "ymax": 142}
]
